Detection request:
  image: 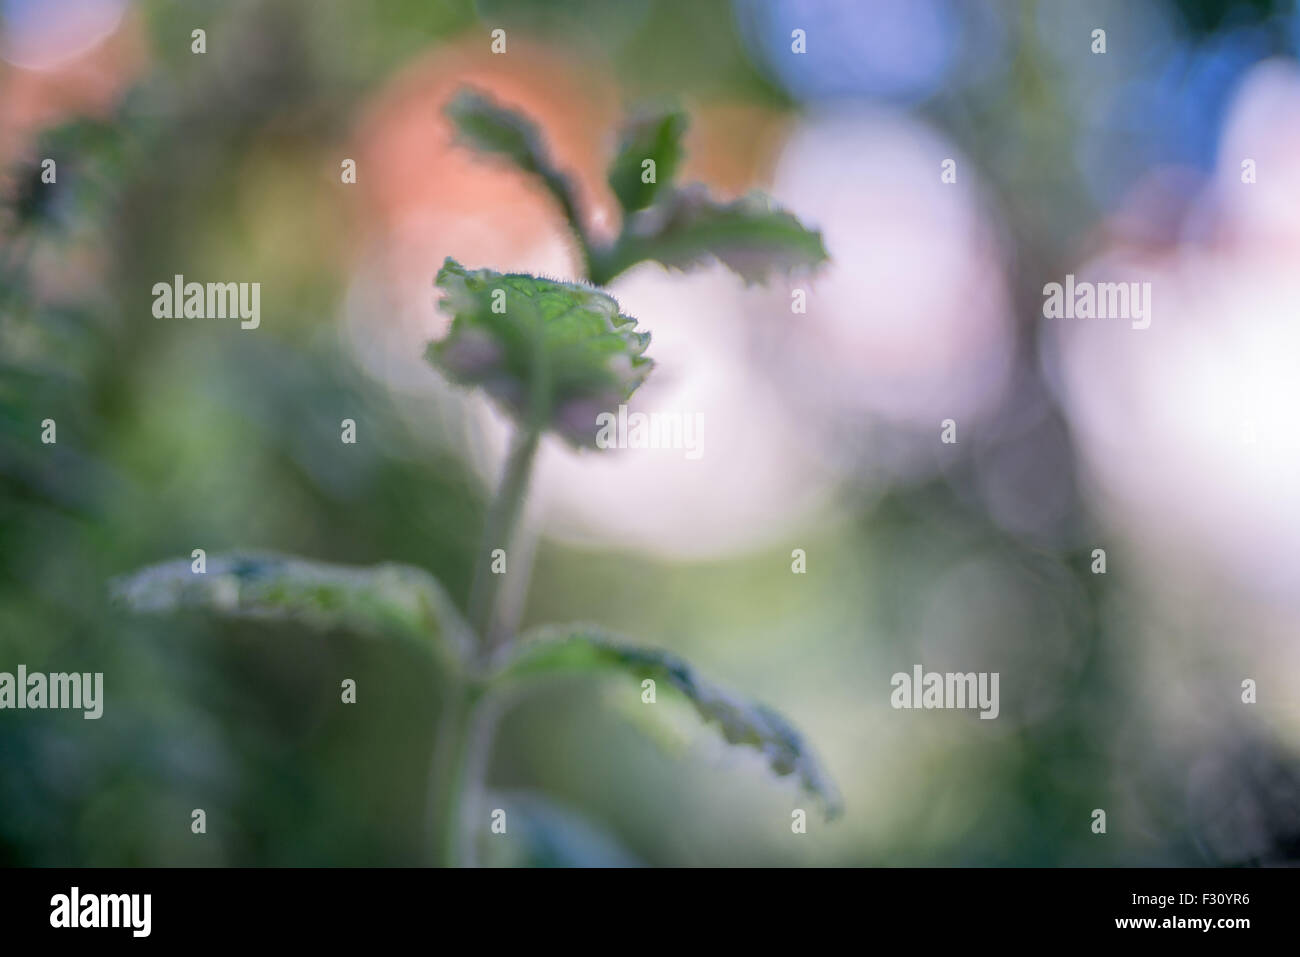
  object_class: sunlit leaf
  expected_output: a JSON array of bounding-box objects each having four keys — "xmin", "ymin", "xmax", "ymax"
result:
[
  {"xmin": 496, "ymin": 624, "xmax": 843, "ymax": 817},
  {"xmin": 427, "ymin": 258, "xmax": 652, "ymax": 446},
  {"xmin": 110, "ymin": 552, "xmax": 473, "ymax": 665}
]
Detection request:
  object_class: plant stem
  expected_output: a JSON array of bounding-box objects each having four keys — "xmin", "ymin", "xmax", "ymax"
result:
[
  {"xmin": 429, "ymin": 679, "xmax": 480, "ymax": 866},
  {"xmin": 455, "ymin": 691, "xmax": 504, "ymax": 868},
  {"xmin": 587, "ymin": 239, "xmax": 636, "ymax": 288},
  {"xmin": 466, "ymin": 426, "xmax": 540, "ymax": 654},
  {"xmin": 429, "ymin": 678, "xmax": 511, "ymax": 868},
  {"xmin": 433, "ymin": 426, "xmax": 539, "ymax": 867},
  {"xmin": 437, "ymin": 348, "xmax": 547, "ymax": 866}
]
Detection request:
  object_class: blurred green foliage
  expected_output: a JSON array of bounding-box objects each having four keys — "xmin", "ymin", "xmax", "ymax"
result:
[{"xmin": 2, "ymin": 0, "xmax": 1298, "ymax": 867}]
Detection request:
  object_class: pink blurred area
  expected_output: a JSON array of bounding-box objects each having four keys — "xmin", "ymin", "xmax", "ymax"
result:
[
  {"xmin": 1048, "ymin": 58, "xmax": 1300, "ymax": 604},
  {"xmin": 0, "ymin": 0, "xmax": 145, "ymax": 166},
  {"xmin": 353, "ymin": 38, "xmax": 619, "ymax": 272},
  {"xmin": 766, "ymin": 107, "xmax": 1016, "ymax": 439}
]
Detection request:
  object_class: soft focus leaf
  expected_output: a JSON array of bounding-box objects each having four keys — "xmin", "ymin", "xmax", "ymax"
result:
[
  {"xmin": 603, "ymin": 185, "xmax": 828, "ymax": 284},
  {"xmin": 478, "ymin": 789, "xmax": 641, "ymax": 867},
  {"xmin": 444, "ymin": 88, "xmax": 585, "ymax": 236},
  {"xmin": 427, "ymin": 257, "xmax": 652, "ymax": 446},
  {"xmin": 497, "ymin": 624, "xmax": 843, "ymax": 817},
  {"xmin": 110, "ymin": 552, "xmax": 473, "ymax": 665},
  {"xmin": 607, "ymin": 109, "xmax": 687, "ymax": 214}
]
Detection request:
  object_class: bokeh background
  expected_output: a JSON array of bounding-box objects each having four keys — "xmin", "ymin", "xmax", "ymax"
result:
[{"xmin": 3, "ymin": 0, "xmax": 1300, "ymax": 866}]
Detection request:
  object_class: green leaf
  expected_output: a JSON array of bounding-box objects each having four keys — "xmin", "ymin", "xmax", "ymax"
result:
[
  {"xmin": 496, "ymin": 624, "xmax": 843, "ymax": 818},
  {"xmin": 477, "ymin": 790, "xmax": 641, "ymax": 867},
  {"xmin": 607, "ymin": 109, "xmax": 687, "ymax": 215},
  {"xmin": 444, "ymin": 88, "xmax": 585, "ymax": 239},
  {"xmin": 427, "ymin": 257, "xmax": 652, "ymax": 447},
  {"xmin": 601, "ymin": 185, "xmax": 828, "ymax": 285},
  {"xmin": 110, "ymin": 552, "xmax": 473, "ymax": 665}
]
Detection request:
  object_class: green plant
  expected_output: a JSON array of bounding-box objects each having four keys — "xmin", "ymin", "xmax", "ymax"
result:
[{"xmin": 113, "ymin": 89, "xmax": 838, "ymax": 866}]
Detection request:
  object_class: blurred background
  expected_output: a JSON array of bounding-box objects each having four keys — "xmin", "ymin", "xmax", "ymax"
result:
[{"xmin": 3, "ymin": 0, "xmax": 1300, "ymax": 866}]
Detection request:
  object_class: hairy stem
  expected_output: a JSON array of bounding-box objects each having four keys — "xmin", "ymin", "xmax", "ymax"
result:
[
  {"xmin": 466, "ymin": 427, "xmax": 540, "ymax": 654},
  {"xmin": 587, "ymin": 238, "xmax": 639, "ymax": 288},
  {"xmin": 550, "ymin": 179, "xmax": 594, "ymax": 280}
]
